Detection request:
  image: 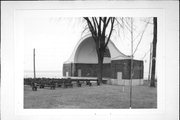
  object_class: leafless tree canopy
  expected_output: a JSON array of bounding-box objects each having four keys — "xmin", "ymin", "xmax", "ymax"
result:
[{"xmin": 83, "ymin": 17, "xmax": 115, "ymax": 53}]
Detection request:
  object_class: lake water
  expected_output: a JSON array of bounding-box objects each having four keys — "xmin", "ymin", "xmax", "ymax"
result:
[{"xmin": 24, "ymin": 71, "xmax": 63, "ymax": 78}]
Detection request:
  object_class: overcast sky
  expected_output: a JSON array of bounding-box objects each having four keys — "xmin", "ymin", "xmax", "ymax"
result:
[{"xmin": 24, "ymin": 17, "xmax": 153, "ymax": 74}]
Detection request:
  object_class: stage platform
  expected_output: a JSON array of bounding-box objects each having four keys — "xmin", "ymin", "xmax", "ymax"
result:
[
  {"xmin": 62, "ymin": 77, "xmax": 110, "ymax": 81},
  {"xmin": 61, "ymin": 77, "xmax": 144, "ymax": 85}
]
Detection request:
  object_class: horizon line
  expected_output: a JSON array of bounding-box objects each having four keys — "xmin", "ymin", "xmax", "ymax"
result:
[{"xmin": 24, "ymin": 70, "xmax": 62, "ymax": 72}]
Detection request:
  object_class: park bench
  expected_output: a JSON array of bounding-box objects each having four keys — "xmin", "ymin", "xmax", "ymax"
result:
[
  {"xmin": 39, "ymin": 84, "xmax": 45, "ymax": 88},
  {"xmin": 38, "ymin": 80, "xmax": 45, "ymax": 88},
  {"xmin": 86, "ymin": 80, "xmax": 92, "ymax": 86},
  {"xmin": 38, "ymin": 80, "xmax": 56, "ymax": 89},
  {"xmin": 64, "ymin": 78, "xmax": 73, "ymax": 88},
  {"xmin": 31, "ymin": 82, "xmax": 37, "ymax": 91},
  {"xmin": 41, "ymin": 83, "xmax": 55, "ymax": 89},
  {"xmin": 48, "ymin": 80, "xmax": 56, "ymax": 89},
  {"xmin": 76, "ymin": 80, "xmax": 82, "ymax": 87},
  {"xmin": 97, "ymin": 79, "xmax": 100, "ymax": 86},
  {"xmin": 56, "ymin": 79, "xmax": 64, "ymax": 87}
]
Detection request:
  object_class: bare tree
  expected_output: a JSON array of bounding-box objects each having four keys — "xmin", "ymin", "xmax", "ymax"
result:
[
  {"xmin": 83, "ymin": 17, "xmax": 154, "ymax": 86},
  {"xmin": 83, "ymin": 17, "xmax": 115, "ymax": 85}
]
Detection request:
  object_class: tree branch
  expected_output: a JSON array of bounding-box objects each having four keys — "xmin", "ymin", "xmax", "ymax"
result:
[
  {"xmin": 92, "ymin": 17, "xmax": 97, "ymax": 36},
  {"xmin": 133, "ymin": 20, "xmax": 150, "ymax": 55},
  {"xmin": 104, "ymin": 17, "xmax": 115, "ymax": 48},
  {"xmin": 98, "ymin": 17, "xmax": 102, "ymax": 36}
]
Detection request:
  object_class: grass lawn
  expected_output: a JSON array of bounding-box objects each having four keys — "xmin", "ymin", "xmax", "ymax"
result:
[{"xmin": 24, "ymin": 84, "xmax": 157, "ymax": 109}]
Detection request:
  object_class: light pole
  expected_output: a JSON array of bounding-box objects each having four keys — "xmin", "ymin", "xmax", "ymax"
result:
[
  {"xmin": 130, "ymin": 18, "xmax": 134, "ymax": 109},
  {"xmin": 33, "ymin": 48, "xmax": 36, "ymax": 80}
]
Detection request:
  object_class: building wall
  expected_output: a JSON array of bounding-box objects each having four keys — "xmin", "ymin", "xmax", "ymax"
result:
[
  {"xmin": 63, "ymin": 63, "xmax": 73, "ymax": 77},
  {"xmin": 74, "ymin": 63, "xmax": 111, "ymax": 78},
  {"xmin": 133, "ymin": 60, "xmax": 144, "ymax": 79},
  {"xmin": 111, "ymin": 59, "xmax": 131, "ymax": 79},
  {"xmin": 63, "ymin": 60, "xmax": 143, "ymax": 79},
  {"xmin": 111, "ymin": 59, "xmax": 143, "ymax": 79},
  {"xmin": 63, "ymin": 63, "xmax": 111, "ymax": 78}
]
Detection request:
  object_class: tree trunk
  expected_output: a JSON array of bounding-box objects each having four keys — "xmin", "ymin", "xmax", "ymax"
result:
[
  {"xmin": 97, "ymin": 49, "xmax": 104, "ymax": 85},
  {"xmin": 150, "ymin": 17, "xmax": 157, "ymax": 87}
]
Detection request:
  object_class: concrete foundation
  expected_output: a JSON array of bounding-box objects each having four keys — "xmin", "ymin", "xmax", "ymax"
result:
[{"xmin": 108, "ymin": 79, "xmax": 144, "ymax": 86}]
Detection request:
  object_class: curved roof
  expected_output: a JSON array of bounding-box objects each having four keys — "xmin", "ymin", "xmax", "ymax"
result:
[{"xmin": 64, "ymin": 34, "xmax": 130, "ymax": 64}]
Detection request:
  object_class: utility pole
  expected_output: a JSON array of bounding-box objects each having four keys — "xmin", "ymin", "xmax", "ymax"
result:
[
  {"xmin": 130, "ymin": 18, "xmax": 134, "ymax": 108},
  {"xmin": 148, "ymin": 42, "xmax": 152, "ymax": 81},
  {"xmin": 33, "ymin": 48, "xmax": 36, "ymax": 80},
  {"xmin": 150, "ymin": 17, "xmax": 157, "ymax": 87}
]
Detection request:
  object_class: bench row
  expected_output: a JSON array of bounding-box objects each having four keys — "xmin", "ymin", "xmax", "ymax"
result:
[{"xmin": 31, "ymin": 79, "xmax": 94, "ymax": 91}]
